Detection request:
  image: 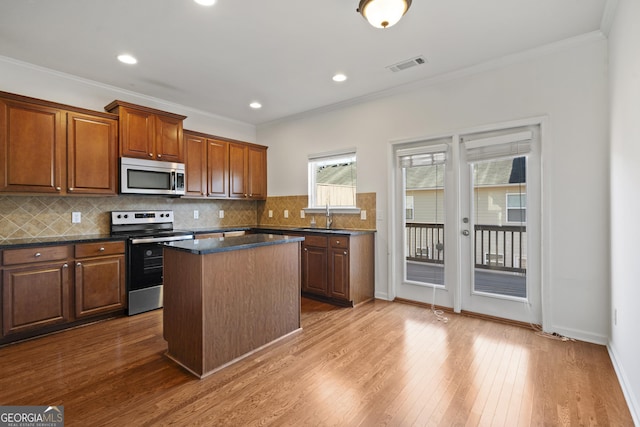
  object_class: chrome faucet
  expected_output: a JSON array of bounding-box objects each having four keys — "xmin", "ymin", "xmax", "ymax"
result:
[{"xmin": 325, "ymin": 204, "xmax": 333, "ymax": 229}]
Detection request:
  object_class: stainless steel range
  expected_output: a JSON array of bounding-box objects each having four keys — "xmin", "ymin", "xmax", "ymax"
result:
[{"xmin": 110, "ymin": 210, "xmax": 193, "ymax": 315}]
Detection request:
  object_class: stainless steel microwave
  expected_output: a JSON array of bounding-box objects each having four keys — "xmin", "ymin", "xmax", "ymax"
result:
[{"xmin": 120, "ymin": 157, "xmax": 185, "ymax": 196}]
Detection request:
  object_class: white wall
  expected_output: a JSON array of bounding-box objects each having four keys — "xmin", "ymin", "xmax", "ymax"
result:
[
  {"xmin": 0, "ymin": 56, "xmax": 256, "ymax": 143},
  {"xmin": 259, "ymin": 37, "xmax": 610, "ymax": 344},
  {"xmin": 608, "ymin": 0, "xmax": 640, "ymax": 422}
]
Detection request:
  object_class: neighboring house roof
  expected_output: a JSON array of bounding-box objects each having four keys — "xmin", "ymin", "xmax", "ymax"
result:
[{"xmin": 406, "ymin": 157, "xmax": 526, "ymax": 190}]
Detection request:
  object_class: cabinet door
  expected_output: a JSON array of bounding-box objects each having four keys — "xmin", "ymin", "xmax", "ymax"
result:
[
  {"xmin": 207, "ymin": 138, "xmax": 229, "ymax": 198},
  {"xmin": 2, "ymin": 262, "xmax": 70, "ymax": 336},
  {"xmin": 119, "ymin": 106, "xmax": 155, "ymax": 159},
  {"xmin": 67, "ymin": 112, "xmax": 118, "ymax": 195},
  {"xmin": 0, "ymin": 98, "xmax": 65, "ymax": 193},
  {"xmin": 184, "ymin": 132, "xmax": 207, "ymax": 197},
  {"xmin": 228, "ymin": 143, "xmax": 247, "ymax": 199},
  {"xmin": 155, "ymin": 114, "xmax": 184, "ymax": 162},
  {"xmin": 75, "ymin": 255, "xmax": 125, "ymax": 318},
  {"xmin": 329, "ymin": 247, "xmax": 349, "ymax": 300},
  {"xmin": 247, "ymin": 146, "xmax": 267, "ymax": 199},
  {"xmin": 302, "ymin": 244, "xmax": 328, "ymax": 296}
]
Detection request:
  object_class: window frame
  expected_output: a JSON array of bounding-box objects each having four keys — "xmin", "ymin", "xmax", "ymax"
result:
[{"xmin": 307, "ymin": 149, "xmax": 358, "ymax": 210}]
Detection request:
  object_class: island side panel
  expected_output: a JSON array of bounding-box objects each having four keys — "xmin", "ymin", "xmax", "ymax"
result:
[
  {"xmin": 349, "ymin": 233, "xmax": 375, "ymax": 305},
  {"xmin": 163, "ymin": 248, "xmax": 205, "ymax": 375},
  {"xmin": 201, "ymin": 241, "xmax": 301, "ymax": 374}
]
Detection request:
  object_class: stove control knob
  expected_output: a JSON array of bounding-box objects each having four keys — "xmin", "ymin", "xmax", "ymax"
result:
[
  {"xmin": 117, "ymin": 214, "xmax": 122, "ymax": 219},
  {"xmin": 124, "ymin": 214, "xmax": 129, "ymax": 219}
]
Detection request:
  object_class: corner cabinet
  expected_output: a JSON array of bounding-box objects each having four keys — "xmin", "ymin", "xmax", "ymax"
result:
[
  {"xmin": 184, "ymin": 130, "xmax": 267, "ymax": 200},
  {"xmin": 0, "ymin": 91, "xmax": 118, "ymax": 196},
  {"xmin": 300, "ymin": 232, "xmax": 375, "ymax": 307},
  {"xmin": 105, "ymin": 100, "xmax": 186, "ymax": 162}
]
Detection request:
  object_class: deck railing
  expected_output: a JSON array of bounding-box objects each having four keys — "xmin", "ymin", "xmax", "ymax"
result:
[{"xmin": 406, "ymin": 222, "xmax": 526, "ymax": 273}]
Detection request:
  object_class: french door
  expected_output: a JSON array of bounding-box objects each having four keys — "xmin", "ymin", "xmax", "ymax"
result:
[{"xmin": 393, "ymin": 123, "xmax": 541, "ymax": 325}]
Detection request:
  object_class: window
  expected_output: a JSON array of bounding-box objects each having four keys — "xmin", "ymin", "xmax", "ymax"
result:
[
  {"xmin": 308, "ymin": 150, "xmax": 357, "ymax": 208},
  {"xmin": 405, "ymin": 195, "xmax": 414, "ymax": 220},
  {"xmin": 506, "ymin": 193, "xmax": 526, "ymax": 222}
]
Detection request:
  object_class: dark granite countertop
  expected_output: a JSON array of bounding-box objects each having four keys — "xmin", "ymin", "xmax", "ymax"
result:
[
  {"xmin": 0, "ymin": 234, "xmax": 126, "ymax": 250},
  {"xmin": 163, "ymin": 233, "xmax": 304, "ymax": 255},
  {"xmin": 253, "ymin": 226, "xmax": 376, "ymax": 236}
]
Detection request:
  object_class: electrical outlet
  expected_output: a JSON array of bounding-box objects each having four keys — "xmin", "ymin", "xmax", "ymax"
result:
[
  {"xmin": 268, "ymin": 210, "xmax": 273, "ymax": 218},
  {"xmin": 360, "ymin": 210, "xmax": 367, "ymax": 220},
  {"xmin": 300, "ymin": 210, "xmax": 305, "ymax": 219},
  {"xmin": 284, "ymin": 210, "xmax": 289, "ymax": 219},
  {"xmin": 72, "ymin": 212, "xmax": 81, "ymax": 223},
  {"xmin": 194, "ymin": 210, "xmax": 199, "ymax": 219},
  {"xmin": 219, "ymin": 210, "xmax": 224, "ymax": 219}
]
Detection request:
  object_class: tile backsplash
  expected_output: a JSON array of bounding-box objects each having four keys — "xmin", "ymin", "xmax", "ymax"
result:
[{"xmin": 0, "ymin": 192, "xmax": 376, "ymax": 240}]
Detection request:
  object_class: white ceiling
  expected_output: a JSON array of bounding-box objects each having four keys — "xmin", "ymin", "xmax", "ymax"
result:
[{"xmin": 0, "ymin": 0, "xmax": 610, "ymax": 126}]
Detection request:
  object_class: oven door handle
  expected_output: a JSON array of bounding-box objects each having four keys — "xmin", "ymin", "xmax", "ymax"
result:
[{"xmin": 130, "ymin": 235, "xmax": 194, "ymax": 244}]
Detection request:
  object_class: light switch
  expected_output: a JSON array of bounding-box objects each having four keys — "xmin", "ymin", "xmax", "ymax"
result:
[
  {"xmin": 300, "ymin": 210, "xmax": 305, "ymax": 219},
  {"xmin": 360, "ymin": 210, "xmax": 367, "ymax": 220},
  {"xmin": 194, "ymin": 210, "xmax": 199, "ymax": 219},
  {"xmin": 72, "ymin": 212, "xmax": 81, "ymax": 223},
  {"xmin": 268, "ymin": 210, "xmax": 273, "ymax": 218},
  {"xmin": 219, "ymin": 210, "xmax": 224, "ymax": 219},
  {"xmin": 284, "ymin": 210, "xmax": 289, "ymax": 219}
]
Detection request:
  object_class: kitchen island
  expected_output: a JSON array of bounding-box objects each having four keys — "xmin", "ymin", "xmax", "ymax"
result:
[{"xmin": 162, "ymin": 233, "xmax": 304, "ymax": 378}]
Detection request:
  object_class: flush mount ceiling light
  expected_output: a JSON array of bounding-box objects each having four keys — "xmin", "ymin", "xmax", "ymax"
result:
[
  {"xmin": 117, "ymin": 54, "xmax": 137, "ymax": 65},
  {"xmin": 249, "ymin": 101, "xmax": 262, "ymax": 109},
  {"xmin": 357, "ymin": 0, "xmax": 412, "ymax": 29},
  {"xmin": 194, "ymin": 0, "xmax": 216, "ymax": 5}
]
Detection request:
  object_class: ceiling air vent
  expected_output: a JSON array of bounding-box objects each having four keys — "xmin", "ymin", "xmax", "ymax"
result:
[{"xmin": 386, "ymin": 56, "xmax": 427, "ymax": 73}]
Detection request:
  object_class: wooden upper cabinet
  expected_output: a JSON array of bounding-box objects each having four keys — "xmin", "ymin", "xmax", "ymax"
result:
[
  {"xmin": 207, "ymin": 138, "xmax": 229, "ymax": 198},
  {"xmin": 67, "ymin": 112, "xmax": 118, "ymax": 195},
  {"xmin": 229, "ymin": 142, "xmax": 267, "ymax": 200},
  {"xmin": 184, "ymin": 130, "xmax": 263, "ymax": 200},
  {"xmin": 184, "ymin": 132, "xmax": 207, "ymax": 197},
  {"xmin": 0, "ymin": 97, "xmax": 65, "ymax": 193},
  {"xmin": 105, "ymin": 100, "xmax": 186, "ymax": 162},
  {"xmin": 0, "ymin": 92, "xmax": 119, "ymax": 196},
  {"xmin": 247, "ymin": 145, "xmax": 267, "ymax": 199}
]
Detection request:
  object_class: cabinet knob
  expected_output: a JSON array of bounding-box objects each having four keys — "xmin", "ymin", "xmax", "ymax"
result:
[
  {"xmin": 99, "ymin": 247, "xmax": 105, "ymax": 252},
  {"xmin": 63, "ymin": 263, "xmax": 69, "ymax": 268},
  {"xmin": 336, "ymin": 240, "xmax": 340, "ymax": 244},
  {"xmin": 55, "ymin": 187, "xmax": 61, "ymax": 191},
  {"xmin": 157, "ymin": 154, "xmax": 162, "ymax": 158},
  {"xmin": 304, "ymin": 248, "xmax": 308, "ymax": 252},
  {"xmin": 77, "ymin": 262, "xmax": 82, "ymax": 267},
  {"xmin": 34, "ymin": 252, "xmax": 41, "ymax": 257},
  {"xmin": 148, "ymin": 153, "xmax": 153, "ymax": 157},
  {"xmin": 68, "ymin": 187, "xmax": 74, "ymax": 191},
  {"xmin": 344, "ymin": 251, "xmax": 347, "ymax": 255}
]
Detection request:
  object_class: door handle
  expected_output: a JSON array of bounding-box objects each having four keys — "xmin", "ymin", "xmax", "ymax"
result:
[{"xmin": 462, "ymin": 230, "xmax": 470, "ymax": 236}]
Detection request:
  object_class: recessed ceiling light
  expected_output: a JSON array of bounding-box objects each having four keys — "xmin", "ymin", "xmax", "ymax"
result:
[
  {"xmin": 249, "ymin": 102, "xmax": 262, "ymax": 109},
  {"xmin": 117, "ymin": 54, "xmax": 137, "ymax": 65},
  {"xmin": 194, "ymin": 0, "xmax": 216, "ymax": 5},
  {"xmin": 332, "ymin": 73, "xmax": 347, "ymax": 82}
]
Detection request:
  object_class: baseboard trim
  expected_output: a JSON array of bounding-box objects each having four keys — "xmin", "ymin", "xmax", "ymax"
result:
[{"xmin": 607, "ymin": 343, "xmax": 640, "ymax": 426}]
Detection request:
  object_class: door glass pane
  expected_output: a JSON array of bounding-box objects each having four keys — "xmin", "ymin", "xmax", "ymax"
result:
[
  {"xmin": 472, "ymin": 156, "xmax": 527, "ymax": 298},
  {"xmin": 404, "ymin": 163, "xmax": 445, "ymax": 286}
]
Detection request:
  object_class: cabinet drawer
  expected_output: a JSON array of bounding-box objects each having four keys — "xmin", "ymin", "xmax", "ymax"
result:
[
  {"xmin": 303, "ymin": 235, "xmax": 328, "ymax": 248},
  {"xmin": 330, "ymin": 237, "xmax": 349, "ymax": 249},
  {"xmin": 75, "ymin": 241, "xmax": 125, "ymax": 258},
  {"xmin": 3, "ymin": 245, "xmax": 71, "ymax": 266}
]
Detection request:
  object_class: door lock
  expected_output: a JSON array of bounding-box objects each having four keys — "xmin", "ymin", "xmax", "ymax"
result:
[{"xmin": 462, "ymin": 230, "xmax": 470, "ymax": 236}]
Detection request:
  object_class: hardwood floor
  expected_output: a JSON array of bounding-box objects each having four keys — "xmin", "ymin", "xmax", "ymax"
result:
[{"xmin": 0, "ymin": 298, "xmax": 633, "ymax": 426}]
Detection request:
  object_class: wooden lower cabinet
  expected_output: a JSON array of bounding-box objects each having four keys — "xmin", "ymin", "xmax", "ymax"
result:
[
  {"xmin": 1, "ymin": 241, "xmax": 126, "ymax": 342},
  {"xmin": 300, "ymin": 233, "xmax": 374, "ymax": 306},
  {"xmin": 2, "ymin": 257, "xmax": 71, "ymax": 336},
  {"xmin": 74, "ymin": 241, "xmax": 126, "ymax": 318}
]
